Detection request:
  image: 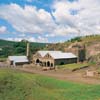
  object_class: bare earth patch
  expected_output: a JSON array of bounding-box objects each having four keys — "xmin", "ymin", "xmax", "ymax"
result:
[{"xmin": 16, "ymin": 67, "xmax": 100, "ymax": 85}]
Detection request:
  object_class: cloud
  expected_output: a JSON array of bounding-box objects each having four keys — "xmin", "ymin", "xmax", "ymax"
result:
[
  {"xmin": 46, "ymin": 26, "xmax": 78, "ymax": 37},
  {"xmin": 0, "ymin": 3, "xmax": 80, "ymax": 38},
  {"xmin": 27, "ymin": 36, "xmax": 48, "ymax": 43},
  {"xmin": 0, "ymin": 0, "xmax": 100, "ymax": 42},
  {"xmin": 52, "ymin": 0, "xmax": 100, "ymax": 36},
  {"xmin": 7, "ymin": 36, "xmax": 48, "ymax": 43},
  {"xmin": 0, "ymin": 3, "xmax": 56, "ymax": 34},
  {"xmin": 0, "ymin": 26, "xmax": 7, "ymax": 33},
  {"xmin": 52, "ymin": 0, "xmax": 78, "ymax": 26},
  {"xmin": 53, "ymin": 25, "xmax": 78, "ymax": 36},
  {"xmin": 7, "ymin": 37, "xmax": 22, "ymax": 42}
]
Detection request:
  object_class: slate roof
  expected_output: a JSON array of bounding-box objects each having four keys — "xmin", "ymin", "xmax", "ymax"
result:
[{"xmin": 8, "ymin": 56, "xmax": 29, "ymax": 63}]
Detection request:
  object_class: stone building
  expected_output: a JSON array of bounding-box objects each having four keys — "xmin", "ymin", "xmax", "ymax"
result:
[{"xmin": 33, "ymin": 51, "xmax": 77, "ymax": 67}]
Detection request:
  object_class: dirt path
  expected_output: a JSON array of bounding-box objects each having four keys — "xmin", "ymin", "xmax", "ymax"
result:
[{"xmin": 16, "ymin": 67, "xmax": 100, "ymax": 85}]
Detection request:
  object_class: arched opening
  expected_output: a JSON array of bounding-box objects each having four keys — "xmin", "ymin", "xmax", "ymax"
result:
[
  {"xmin": 47, "ymin": 61, "xmax": 50, "ymax": 67},
  {"xmin": 44, "ymin": 62, "xmax": 46, "ymax": 66},
  {"xmin": 36, "ymin": 59, "xmax": 40, "ymax": 64},
  {"xmin": 51, "ymin": 63, "xmax": 53, "ymax": 67},
  {"xmin": 60, "ymin": 62, "xmax": 64, "ymax": 65}
]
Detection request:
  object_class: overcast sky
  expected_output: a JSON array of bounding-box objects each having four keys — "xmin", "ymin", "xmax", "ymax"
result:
[{"xmin": 0, "ymin": 0, "xmax": 100, "ymax": 43}]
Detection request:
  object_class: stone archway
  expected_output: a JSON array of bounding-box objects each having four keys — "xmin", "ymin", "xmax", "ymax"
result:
[
  {"xmin": 51, "ymin": 63, "xmax": 53, "ymax": 67},
  {"xmin": 36, "ymin": 59, "xmax": 40, "ymax": 64},
  {"xmin": 47, "ymin": 61, "xmax": 50, "ymax": 67},
  {"xmin": 44, "ymin": 62, "xmax": 46, "ymax": 66}
]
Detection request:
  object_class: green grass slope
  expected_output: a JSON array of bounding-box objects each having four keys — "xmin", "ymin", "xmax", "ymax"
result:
[
  {"xmin": 58, "ymin": 63, "xmax": 89, "ymax": 70},
  {"xmin": 0, "ymin": 39, "xmax": 48, "ymax": 58},
  {"xmin": 0, "ymin": 39, "xmax": 47, "ymax": 48},
  {"xmin": 0, "ymin": 69, "xmax": 100, "ymax": 100},
  {"xmin": 0, "ymin": 39, "xmax": 15, "ymax": 47}
]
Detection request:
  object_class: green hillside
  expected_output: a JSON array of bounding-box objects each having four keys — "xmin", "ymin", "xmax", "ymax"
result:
[
  {"xmin": 0, "ymin": 39, "xmax": 47, "ymax": 48},
  {"xmin": 0, "ymin": 69, "xmax": 100, "ymax": 100},
  {"xmin": 0, "ymin": 39, "xmax": 47, "ymax": 58},
  {"xmin": 68, "ymin": 35, "xmax": 100, "ymax": 43},
  {"xmin": 0, "ymin": 39, "xmax": 15, "ymax": 47}
]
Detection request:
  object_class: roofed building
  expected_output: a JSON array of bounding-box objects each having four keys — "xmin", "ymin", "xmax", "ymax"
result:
[
  {"xmin": 33, "ymin": 51, "xmax": 77, "ymax": 67},
  {"xmin": 7, "ymin": 56, "xmax": 29, "ymax": 67}
]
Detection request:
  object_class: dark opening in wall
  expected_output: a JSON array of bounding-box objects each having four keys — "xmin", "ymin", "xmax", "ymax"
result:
[
  {"xmin": 60, "ymin": 62, "xmax": 64, "ymax": 65},
  {"xmin": 36, "ymin": 59, "xmax": 40, "ymax": 63},
  {"xmin": 47, "ymin": 61, "xmax": 50, "ymax": 67}
]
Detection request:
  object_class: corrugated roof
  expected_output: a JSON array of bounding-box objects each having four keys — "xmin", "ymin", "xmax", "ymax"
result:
[
  {"xmin": 38, "ymin": 51, "xmax": 62, "ymax": 57},
  {"xmin": 8, "ymin": 56, "xmax": 29, "ymax": 63}
]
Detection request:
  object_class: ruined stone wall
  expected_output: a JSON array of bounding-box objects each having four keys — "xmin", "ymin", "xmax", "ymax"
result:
[{"xmin": 66, "ymin": 44, "xmax": 86, "ymax": 62}]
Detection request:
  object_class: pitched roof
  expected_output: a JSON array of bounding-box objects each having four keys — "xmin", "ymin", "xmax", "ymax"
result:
[
  {"xmin": 49, "ymin": 52, "xmax": 77, "ymax": 59},
  {"xmin": 38, "ymin": 51, "xmax": 62, "ymax": 57},
  {"xmin": 38, "ymin": 50, "xmax": 77, "ymax": 59},
  {"xmin": 8, "ymin": 56, "xmax": 29, "ymax": 63}
]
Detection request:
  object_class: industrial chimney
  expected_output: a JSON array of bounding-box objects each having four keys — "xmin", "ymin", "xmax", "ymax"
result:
[{"xmin": 26, "ymin": 42, "xmax": 30, "ymax": 57}]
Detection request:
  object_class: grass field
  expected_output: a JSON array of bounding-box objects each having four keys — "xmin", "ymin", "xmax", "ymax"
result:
[
  {"xmin": 58, "ymin": 63, "xmax": 89, "ymax": 70},
  {"xmin": 0, "ymin": 69, "xmax": 100, "ymax": 100},
  {"xmin": 0, "ymin": 57, "xmax": 7, "ymax": 62}
]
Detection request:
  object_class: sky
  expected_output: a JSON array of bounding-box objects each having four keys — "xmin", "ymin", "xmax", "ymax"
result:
[{"xmin": 0, "ymin": 0, "xmax": 100, "ymax": 43}]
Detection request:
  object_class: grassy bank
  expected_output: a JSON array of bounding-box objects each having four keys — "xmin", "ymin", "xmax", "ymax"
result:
[
  {"xmin": 0, "ymin": 69, "xmax": 100, "ymax": 100},
  {"xmin": 58, "ymin": 63, "xmax": 89, "ymax": 71},
  {"xmin": 0, "ymin": 57, "xmax": 7, "ymax": 62}
]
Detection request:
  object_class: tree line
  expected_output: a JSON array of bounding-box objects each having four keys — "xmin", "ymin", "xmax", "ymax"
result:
[{"xmin": 0, "ymin": 40, "xmax": 46, "ymax": 58}]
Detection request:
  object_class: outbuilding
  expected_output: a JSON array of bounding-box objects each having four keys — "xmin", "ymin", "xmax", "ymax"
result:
[{"xmin": 7, "ymin": 56, "xmax": 29, "ymax": 67}]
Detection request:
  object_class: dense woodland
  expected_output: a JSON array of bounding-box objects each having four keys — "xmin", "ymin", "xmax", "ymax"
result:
[{"xmin": 0, "ymin": 39, "xmax": 47, "ymax": 58}]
